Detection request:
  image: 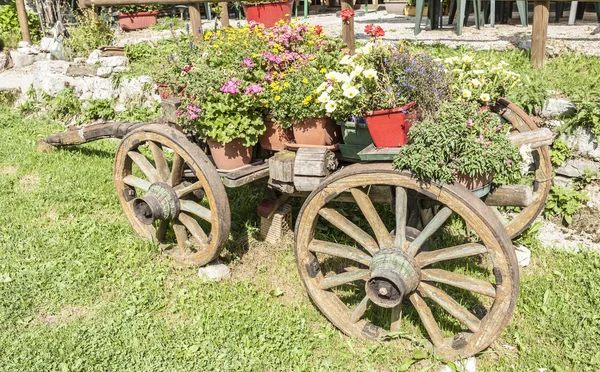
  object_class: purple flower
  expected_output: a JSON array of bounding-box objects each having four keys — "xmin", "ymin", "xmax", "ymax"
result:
[
  {"xmin": 244, "ymin": 84, "xmax": 264, "ymax": 95},
  {"xmin": 169, "ymin": 53, "xmax": 175, "ymax": 61},
  {"xmin": 169, "ymin": 22, "xmax": 173, "ymax": 28},
  {"xmin": 467, "ymin": 119, "xmax": 475, "ymax": 127},
  {"xmin": 221, "ymin": 78, "xmax": 242, "ymax": 94},
  {"xmin": 496, "ymin": 124, "xmax": 503, "ymax": 132},
  {"xmin": 475, "ymin": 135, "xmax": 484, "ymax": 143},
  {"xmin": 242, "ymin": 58, "xmax": 254, "ymax": 69}
]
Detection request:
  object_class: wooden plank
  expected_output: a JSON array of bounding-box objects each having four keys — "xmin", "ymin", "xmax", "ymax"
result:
[
  {"xmin": 294, "ymin": 148, "xmax": 337, "ymax": 177},
  {"xmin": 484, "ymin": 184, "xmax": 533, "ymax": 207},
  {"xmin": 308, "ymin": 239, "xmax": 372, "ymax": 266},
  {"xmin": 350, "ymin": 188, "xmax": 393, "ymax": 249},
  {"xmin": 220, "ymin": 2, "xmax": 229, "ymax": 27},
  {"xmin": 16, "ymin": 0, "xmax": 30, "ymax": 44},
  {"xmin": 421, "ymin": 269, "xmax": 496, "ymax": 297},
  {"xmin": 294, "ymin": 175, "xmax": 324, "ymax": 192},
  {"xmin": 189, "ymin": 3, "xmax": 203, "ymax": 44},
  {"xmin": 222, "ymin": 166, "xmax": 270, "ymax": 188},
  {"xmin": 222, "ymin": 161, "xmax": 268, "ymax": 180},
  {"xmin": 341, "ymin": 0, "xmax": 355, "ymax": 52},
  {"xmin": 269, "ymin": 150, "xmax": 295, "ymax": 183},
  {"xmin": 409, "ymin": 293, "xmax": 444, "ymax": 347},
  {"xmin": 418, "ymin": 282, "xmax": 481, "ymax": 333},
  {"xmin": 318, "ymin": 269, "xmax": 370, "ymax": 289},
  {"xmin": 508, "ymin": 128, "xmax": 554, "ymax": 149},
  {"xmin": 531, "ymin": 0, "xmax": 550, "ymax": 67}
]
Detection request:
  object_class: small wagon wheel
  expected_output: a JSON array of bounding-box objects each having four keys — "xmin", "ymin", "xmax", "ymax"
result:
[
  {"xmin": 295, "ymin": 163, "xmax": 519, "ymax": 359},
  {"xmin": 114, "ymin": 124, "xmax": 230, "ymax": 266},
  {"xmin": 492, "ymin": 98, "xmax": 552, "ymax": 238}
]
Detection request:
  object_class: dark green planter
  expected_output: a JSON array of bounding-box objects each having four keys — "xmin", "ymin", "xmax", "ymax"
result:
[{"xmin": 338, "ymin": 120, "xmax": 373, "ymax": 146}]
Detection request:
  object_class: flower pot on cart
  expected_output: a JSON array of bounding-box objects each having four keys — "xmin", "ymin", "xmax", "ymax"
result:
[
  {"xmin": 338, "ymin": 119, "xmax": 373, "ymax": 160},
  {"xmin": 365, "ymin": 102, "xmax": 417, "ymax": 148},
  {"xmin": 119, "ymin": 11, "xmax": 159, "ymax": 31},
  {"xmin": 455, "ymin": 172, "xmax": 494, "ymax": 196},
  {"xmin": 242, "ymin": 0, "xmax": 294, "ymax": 28},
  {"xmin": 207, "ymin": 138, "xmax": 253, "ymax": 170},
  {"xmin": 259, "ymin": 119, "xmax": 294, "ymax": 151},
  {"xmin": 292, "ymin": 117, "xmax": 341, "ymax": 146}
]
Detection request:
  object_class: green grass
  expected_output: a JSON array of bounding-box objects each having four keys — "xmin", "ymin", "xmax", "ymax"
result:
[{"xmin": 1, "ymin": 107, "xmax": 599, "ymax": 370}]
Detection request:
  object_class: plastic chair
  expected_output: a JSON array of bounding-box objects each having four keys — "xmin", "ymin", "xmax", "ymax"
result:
[{"xmin": 294, "ymin": 0, "xmax": 309, "ymax": 19}]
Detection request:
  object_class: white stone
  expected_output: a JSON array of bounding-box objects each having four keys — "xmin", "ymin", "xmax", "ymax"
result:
[
  {"xmin": 0, "ymin": 53, "xmax": 7, "ymax": 73},
  {"xmin": 9, "ymin": 50, "xmax": 36, "ymax": 68},
  {"xmin": 441, "ymin": 356, "xmax": 476, "ymax": 372},
  {"xmin": 114, "ymin": 103, "xmax": 127, "ymax": 113},
  {"xmin": 560, "ymin": 127, "xmax": 600, "ymax": 162},
  {"xmin": 113, "ymin": 66, "xmax": 128, "ymax": 73},
  {"xmin": 515, "ymin": 245, "xmax": 531, "ymax": 267},
  {"xmin": 518, "ymin": 40, "xmax": 531, "ymax": 50},
  {"xmin": 40, "ymin": 37, "xmax": 54, "ymax": 52},
  {"xmin": 586, "ymin": 184, "xmax": 600, "ymax": 208},
  {"xmin": 541, "ymin": 98, "xmax": 576, "ymax": 118},
  {"xmin": 17, "ymin": 41, "xmax": 31, "ymax": 48},
  {"xmin": 99, "ymin": 56, "xmax": 129, "ymax": 68},
  {"xmin": 538, "ymin": 219, "xmax": 600, "ymax": 252},
  {"xmin": 86, "ymin": 49, "xmax": 102, "ymax": 65},
  {"xmin": 96, "ymin": 66, "xmax": 113, "ymax": 78},
  {"xmin": 553, "ymin": 176, "xmax": 574, "ymax": 189},
  {"xmin": 555, "ymin": 158, "xmax": 600, "ymax": 178},
  {"xmin": 197, "ymin": 260, "xmax": 231, "ymax": 281},
  {"xmin": 118, "ymin": 75, "xmax": 154, "ymax": 103},
  {"xmin": 544, "ymin": 119, "xmax": 564, "ymax": 129},
  {"xmin": 73, "ymin": 57, "xmax": 85, "ymax": 64},
  {"xmin": 16, "ymin": 47, "xmax": 34, "ymax": 54}
]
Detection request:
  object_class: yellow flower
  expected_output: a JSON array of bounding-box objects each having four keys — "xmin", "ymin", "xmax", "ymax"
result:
[
  {"xmin": 280, "ymin": 73, "xmax": 286, "ymax": 78},
  {"xmin": 265, "ymin": 103, "xmax": 269, "ymax": 108},
  {"xmin": 302, "ymin": 78, "xmax": 309, "ymax": 84},
  {"xmin": 320, "ymin": 68, "xmax": 327, "ymax": 73},
  {"xmin": 302, "ymin": 96, "xmax": 312, "ymax": 105},
  {"xmin": 213, "ymin": 43, "xmax": 219, "ymax": 48},
  {"xmin": 283, "ymin": 82, "xmax": 290, "ymax": 87},
  {"xmin": 275, "ymin": 95, "xmax": 281, "ymax": 101},
  {"xmin": 308, "ymin": 40, "xmax": 314, "ymax": 45}
]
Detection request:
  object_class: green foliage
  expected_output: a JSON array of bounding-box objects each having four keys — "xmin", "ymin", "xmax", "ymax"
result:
[
  {"xmin": 544, "ymin": 185, "xmax": 589, "ymax": 225},
  {"xmin": 116, "ymin": 102, "xmax": 162, "ymax": 122},
  {"xmin": 64, "ymin": 8, "xmax": 113, "ymax": 58},
  {"xmin": 119, "ymin": 4, "xmax": 163, "ymax": 14},
  {"xmin": 549, "ymin": 138, "xmax": 572, "ymax": 166},
  {"xmin": 513, "ymin": 221, "xmax": 542, "ymax": 251},
  {"xmin": 79, "ymin": 99, "xmax": 115, "ymax": 124},
  {"xmin": 563, "ymin": 101, "xmax": 600, "ymax": 139},
  {"xmin": 574, "ymin": 169, "xmax": 599, "ymax": 190},
  {"xmin": 393, "ymin": 101, "xmax": 523, "ymax": 185},
  {"xmin": 150, "ymin": 17, "xmax": 185, "ymax": 31},
  {"xmin": 0, "ymin": 0, "xmax": 41, "ymax": 50},
  {"xmin": 43, "ymin": 88, "xmax": 82, "ymax": 121}
]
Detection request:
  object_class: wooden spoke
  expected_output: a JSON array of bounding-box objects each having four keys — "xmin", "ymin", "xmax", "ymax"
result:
[
  {"xmin": 308, "ymin": 240, "xmax": 372, "ymax": 266},
  {"xmin": 318, "ymin": 208, "xmax": 379, "ymax": 255},
  {"xmin": 491, "ymin": 207, "xmax": 509, "ymax": 227},
  {"xmin": 123, "ymin": 175, "xmax": 151, "ymax": 191},
  {"xmin": 391, "ymin": 303, "xmax": 402, "ymax": 332},
  {"xmin": 178, "ymin": 212, "xmax": 209, "ymax": 247},
  {"xmin": 405, "ymin": 207, "xmax": 453, "ymax": 257},
  {"xmin": 350, "ymin": 296, "xmax": 369, "ymax": 323},
  {"xmin": 421, "ymin": 269, "xmax": 496, "ymax": 297},
  {"xmin": 148, "ymin": 141, "xmax": 170, "ymax": 181},
  {"xmin": 318, "ymin": 269, "xmax": 370, "ymax": 290},
  {"xmin": 180, "ymin": 200, "xmax": 212, "ymax": 222},
  {"xmin": 170, "ymin": 152, "xmax": 184, "ymax": 187},
  {"xmin": 156, "ymin": 220, "xmax": 169, "ymax": 242},
  {"xmin": 172, "ymin": 222, "xmax": 188, "ymax": 253},
  {"xmin": 409, "ymin": 293, "xmax": 444, "ymax": 347},
  {"xmin": 176, "ymin": 181, "xmax": 203, "ymax": 198},
  {"xmin": 418, "ymin": 282, "xmax": 481, "ymax": 333},
  {"xmin": 394, "ymin": 187, "xmax": 407, "ymax": 249},
  {"xmin": 415, "ymin": 243, "xmax": 488, "ymax": 267},
  {"xmin": 350, "ymin": 188, "xmax": 393, "ymax": 249},
  {"xmin": 128, "ymin": 151, "xmax": 160, "ymax": 183}
]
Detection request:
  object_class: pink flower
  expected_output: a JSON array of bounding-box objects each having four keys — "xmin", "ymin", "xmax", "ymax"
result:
[
  {"xmin": 221, "ymin": 78, "xmax": 242, "ymax": 94},
  {"xmin": 467, "ymin": 119, "xmax": 475, "ymax": 127},
  {"xmin": 496, "ymin": 124, "xmax": 503, "ymax": 132},
  {"xmin": 505, "ymin": 160, "xmax": 513, "ymax": 165},
  {"xmin": 244, "ymin": 84, "xmax": 264, "ymax": 95},
  {"xmin": 241, "ymin": 58, "xmax": 254, "ymax": 69},
  {"xmin": 475, "ymin": 135, "xmax": 484, "ymax": 143}
]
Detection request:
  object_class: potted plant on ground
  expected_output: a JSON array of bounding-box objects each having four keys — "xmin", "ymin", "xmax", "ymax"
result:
[
  {"xmin": 392, "ymin": 101, "xmax": 524, "ymax": 191},
  {"xmin": 118, "ymin": 4, "xmax": 163, "ymax": 31},
  {"xmin": 242, "ymin": 0, "xmax": 294, "ymax": 28},
  {"xmin": 404, "ymin": 0, "xmax": 427, "ymax": 16}
]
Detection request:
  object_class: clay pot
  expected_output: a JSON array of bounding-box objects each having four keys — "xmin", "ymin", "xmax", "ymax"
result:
[
  {"xmin": 365, "ymin": 102, "xmax": 417, "ymax": 148},
  {"xmin": 455, "ymin": 173, "xmax": 494, "ymax": 190},
  {"xmin": 292, "ymin": 117, "xmax": 342, "ymax": 146},
  {"xmin": 207, "ymin": 138, "xmax": 253, "ymax": 170},
  {"xmin": 259, "ymin": 119, "xmax": 294, "ymax": 151}
]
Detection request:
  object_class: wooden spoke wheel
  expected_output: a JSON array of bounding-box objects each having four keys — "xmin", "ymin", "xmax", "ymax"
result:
[
  {"xmin": 114, "ymin": 124, "xmax": 230, "ymax": 266},
  {"xmin": 492, "ymin": 98, "xmax": 552, "ymax": 238},
  {"xmin": 295, "ymin": 163, "xmax": 519, "ymax": 359}
]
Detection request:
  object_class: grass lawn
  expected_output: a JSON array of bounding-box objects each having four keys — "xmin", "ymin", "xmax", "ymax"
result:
[{"xmin": 0, "ymin": 105, "xmax": 599, "ymax": 371}]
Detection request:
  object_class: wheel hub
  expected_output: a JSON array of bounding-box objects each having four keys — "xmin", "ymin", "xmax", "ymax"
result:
[
  {"xmin": 365, "ymin": 249, "xmax": 421, "ymax": 308},
  {"xmin": 132, "ymin": 182, "xmax": 180, "ymax": 225}
]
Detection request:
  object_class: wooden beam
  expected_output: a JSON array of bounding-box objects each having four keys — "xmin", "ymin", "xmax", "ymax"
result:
[
  {"xmin": 189, "ymin": 3, "xmax": 203, "ymax": 43},
  {"xmin": 341, "ymin": 0, "xmax": 355, "ymax": 52},
  {"xmin": 80, "ymin": 0, "xmax": 227, "ymax": 7},
  {"xmin": 15, "ymin": 0, "xmax": 31, "ymax": 44},
  {"xmin": 484, "ymin": 185, "xmax": 533, "ymax": 207},
  {"xmin": 531, "ymin": 0, "xmax": 550, "ymax": 67},
  {"xmin": 220, "ymin": 2, "xmax": 230, "ymax": 27},
  {"xmin": 508, "ymin": 128, "xmax": 554, "ymax": 149}
]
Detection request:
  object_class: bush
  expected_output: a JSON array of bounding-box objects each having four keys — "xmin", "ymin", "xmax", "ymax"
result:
[
  {"xmin": 544, "ymin": 186, "xmax": 589, "ymax": 225},
  {"xmin": 0, "ymin": 0, "xmax": 41, "ymax": 50},
  {"xmin": 64, "ymin": 8, "xmax": 113, "ymax": 58}
]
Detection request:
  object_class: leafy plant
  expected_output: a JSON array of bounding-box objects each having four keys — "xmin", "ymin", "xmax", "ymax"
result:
[
  {"xmin": 117, "ymin": 102, "xmax": 162, "ymax": 122},
  {"xmin": 544, "ymin": 185, "xmax": 589, "ymax": 225},
  {"xmin": 563, "ymin": 101, "xmax": 600, "ymax": 140},
  {"xmin": 79, "ymin": 98, "xmax": 115, "ymax": 124},
  {"xmin": 393, "ymin": 101, "xmax": 523, "ymax": 185},
  {"xmin": 43, "ymin": 87, "xmax": 82, "ymax": 121},
  {"xmin": 549, "ymin": 138, "xmax": 572, "ymax": 166},
  {"xmin": 0, "ymin": 0, "xmax": 40, "ymax": 49},
  {"xmin": 64, "ymin": 8, "xmax": 113, "ymax": 58},
  {"xmin": 118, "ymin": 4, "xmax": 163, "ymax": 14},
  {"xmin": 574, "ymin": 169, "xmax": 599, "ymax": 190}
]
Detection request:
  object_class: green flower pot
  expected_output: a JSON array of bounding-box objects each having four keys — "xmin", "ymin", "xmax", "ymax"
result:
[{"xmin": 338, "ymin": 120, "xmax": 373, "ymax": 146}]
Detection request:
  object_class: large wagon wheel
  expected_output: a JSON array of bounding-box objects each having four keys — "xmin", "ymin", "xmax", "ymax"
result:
[
  {"xmin": 114, "ymin": 124, "xmax": 230, "ymax": 266},
  {"xmin": 295, "ymin": 163, "xmax": 519, "ymax": 359},
  {"xmin": 493, "ymin": 97, "xmax": 552, "ymax": 238}
]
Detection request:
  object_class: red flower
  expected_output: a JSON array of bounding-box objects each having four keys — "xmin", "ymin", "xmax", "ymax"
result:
[
  {"xmin": 314, "ymin": 25, "xmax": 323, "ymax": 35},
  {"xmin": 340, "ymin": 8, "xmax": 355, "ymax": 21},
  {"xmin": 365, "ymin": 24, "xmax": 385, "ymax": 38}
]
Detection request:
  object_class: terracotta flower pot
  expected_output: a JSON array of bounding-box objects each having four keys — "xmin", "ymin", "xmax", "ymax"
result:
[
  {"xmin": 207, "ymin": 138, "xmax": 253, "ymax": 170},
  {"xmin": 119, "ymin": 11, "xmax": 159, "ymax": 31},
  {"xmin": 259, "ymin": 119, "xmax": 294, "ymax": 151},
  {"xmin": 365, "ymin": 102, "xmax": 417, "ymax": 148},
  {"xmin": 242, "ymin": 0, "xmax": 294, "ymax": 28},
  {"xmin": 292, "ymin": 117, "xmax": 342, "ymax": 146},
  {"xmin": 455, "ymin": 173, "xmax": 494, "ymax": 191}
]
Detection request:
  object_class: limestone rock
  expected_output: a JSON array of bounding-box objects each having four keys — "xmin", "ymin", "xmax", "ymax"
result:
[
  {"xmin": 10, "ymin": 50, "xmax": 35, "ymax": 68},
  {"xmin": 541, "ymin": 98, "xmax": 576, "ymax": 118},
  {"xmin": 0, "ymin": 53, "xmax": 7, "ymax": 72},
  {"xmin": 40, "ymin": 37, "xmax": 54, "ymax": 52},
  {"xmin": 86, "ymin": 49, "xmax": 102, "ymax": 65},
  {"xmin": 515, "ymin": 245, "xmax": 531, "ymax": 267},
  {"xmin": 96, "ymin": 66, "xmax": 113, "ymax": 78},
  {"xmin": 66, "ymin": 64, "xmax": 98, "ymax": 77},
  {"xmin": 17, "ymin": 41, "xmax": 31, "ymax": 48},
  {"xmin": 555, "ymin": 158, "xmax": 600, "ymax": 178},
  {"xmin": 99, "ymin": 56, "xmax": 128, "ymax": 68},
  {"xmin": 197, "ymin": 260, "xmax": 231, "ymax": 281},
  {"xmin": 553, "ymin": 176, "xmax": 574, "ymax": 189},
  {"xmin": 560, "ymin": 127, "xmax": 600, "ymax": 162},
  {"xmin": 585, "ymin": 184, "xmax": 600, "ymax": 208}
]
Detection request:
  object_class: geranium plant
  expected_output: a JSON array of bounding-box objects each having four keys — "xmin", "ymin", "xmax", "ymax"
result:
[{"xmin": 392, "ymin": 101, "xmax": 523, "ymax": 185}]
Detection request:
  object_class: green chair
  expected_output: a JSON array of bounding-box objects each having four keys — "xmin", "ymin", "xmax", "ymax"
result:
[{"xmin": 294, "ymin": 0, "xmax": 310, "ymax": 19}]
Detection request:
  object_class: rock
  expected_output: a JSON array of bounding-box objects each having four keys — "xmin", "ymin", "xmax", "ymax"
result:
[
  {"xmin": 553, "ymin": 176, "xmax": 574, "ymax": 189},
  {"xmin": 541, "ymin": 98, "xmax": 576, "ymax": 118},
  {"xmin": 99, "ymin": 56, "xmax": 128, "ymax": 68},
  {"xmin": 66, "ymin": 64, "xmax": 98, "ymax": 77},
  {"xmin": 518, "ymin": 39, "xmax": 531, "ymax": 50},
  {"xmin": 40, "ymin": 37, "xmax": 54, "ymax": 52},
  {"xmin": 17, "ymin": 47, "xmax": 34, "ymax": 54},
  {"xmin": 555, "ymin": 158, "xmax": 600, "ymax": 178},
  {"xmin": 197, "ymin": 260, "xmax": 231, "ymax": 281},
  {"xmin": 515, "ymin": 245, "xmax": 531, "ymax": 267},
  {"xmin": 539, "ymin": 219, "xmax": 600, "ymax": 252},
  {"xmin": 86, "ymin": 49, "xmax": 102, "ymax": 65},
  {"xmin": 96, "ymin": 66, "xmax": 113, "ymax": 78},
  {"xmin": 544, "ymin": 119, "xmax": 564, "ymax": 129},
  {"xmin": 441, "ymin": 356, "xmax": 476, "ymax": 372},
  {"xmin": 0, "ymin": 53, "xmax": 7, "ymax": 73},
  {"xmin": 118, "ymin": 75, "xmax": 155, "ymax": 103},
  {"xmin": 114, "ymin": 103, "xmax": 127, "ymax": 113},
  {"xmin": 9, "ymin": 50, "xmax": 36, "ymax": 68},
  {"xmin": 17, "ymin": 41, "xmax": 31, "ymax": 48},
  {"xmin": 560, "ymin": 127, "xmax": 600, "ymax": 162},
  {"xmin": 586, "ymin": 184, "xmax": 600, "ymax": 208},
  {"xmin": 73, "ymin": 57, "xmax": 85, "ymax": 64},
  {"xmin": 113, "ymin": 66, "xmax": 128, "ymax": 73}
]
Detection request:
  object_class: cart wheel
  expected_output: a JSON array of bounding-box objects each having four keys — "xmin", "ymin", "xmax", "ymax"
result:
[
  {"xmin": 494, "ymin": 98, "xmax": 552, "ymax": 238},
  {"xmin": 295, "ymin": 163, "xmax": 519, "ymax": 359},
  {"xmin": 114, "ymin": 124, "xmax": 230, "ymax": 266}
]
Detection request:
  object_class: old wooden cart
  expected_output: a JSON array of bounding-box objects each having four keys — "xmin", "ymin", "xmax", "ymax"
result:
[{"xmin": 39, "ymin": 97, "xmax": 553, "ymax": 359}]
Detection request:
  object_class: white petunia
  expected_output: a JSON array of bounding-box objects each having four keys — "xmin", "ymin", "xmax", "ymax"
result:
[
  {"xmin": 340, "ymin": 55, "xmax": 353, "ymax": 65},
  {"xmin": 317, "ymin": 92, "xmax": 330, "ymax": 103},
  {"xmin": 470, "ymin": 78, "xmax": 482, "ymax": 88},
  {"xmin": 325, "ymin": 72, "xmax": 338, "ymax": 81},
  {"xmin": 316, "ymin": 82, "xmax": 328, "ymax": 93},
  {"xmin": 343, "ymin": 86, "xmax": 360, "ymax": 99},
  {"xmin": 462, "ymin": 89, "xmax": 472, "ymax": 99},
  {"xmin": 519, "ymin": 144, "xmax": 533, "ymax": 176},
  {"xmin": 362, "ymin": 69, "xmax": 377, "ymax": 79},
  {"xmin": 480, "ymin": 93, "xmax": 491, "ymax": 102},
  {"xmin": 325, "ymin": 100, "xmax": 337, "ymax": 113},
  {"xmin": 326, "ymin": 86, "xmax": 334, "ymax": 93},
  {"xmin": 444, "ymin": 57, "xmax": 455, "ymax": 65},
  {"xmin": 462, "ymin": 55, "xmax": 473, "ymax": 63},
  {"xmin": 473, "ymin": 69, "xmax": 485, "ymax": 75}
]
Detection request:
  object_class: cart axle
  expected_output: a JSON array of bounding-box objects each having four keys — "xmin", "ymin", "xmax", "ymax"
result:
[
  {"xmin": 366, "ymin": 248, "xmax": 421, "ymax": 308},
  {"xmin": 133, "ymin": 182, "xmax": 180, "ymax": 225}
]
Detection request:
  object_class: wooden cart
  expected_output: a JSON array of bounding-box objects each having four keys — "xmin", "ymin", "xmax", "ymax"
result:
[{"xmin": 39, "ymin": 97, "xmax": 553, "ymax": 359}]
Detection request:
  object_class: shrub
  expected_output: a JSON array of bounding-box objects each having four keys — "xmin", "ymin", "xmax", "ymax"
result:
[
  {"xmin": 544, "ymin": 186, "xmax": 589, "ymax": 225},
  {"xmin": 550, "ymin": 138, "xmax": 572, "ymax": 166},
  {"xmin": 64, "ymin": 8, "xmax": 113, "ymax": 58},
  {"xmin": 0, "ymin": 0, "xmax": 41, "ymax": 50}
]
